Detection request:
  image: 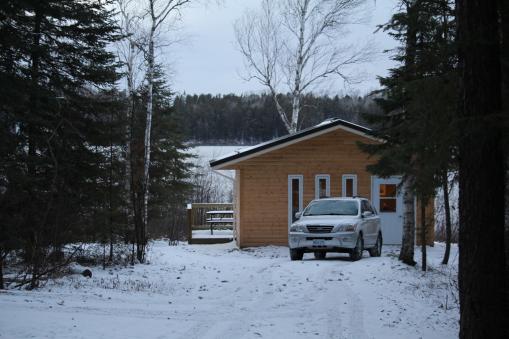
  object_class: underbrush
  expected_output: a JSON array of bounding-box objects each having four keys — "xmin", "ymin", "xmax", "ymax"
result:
[{"xmin": 3, "ymin": 242, "xmax": 145, "ymax": 290}]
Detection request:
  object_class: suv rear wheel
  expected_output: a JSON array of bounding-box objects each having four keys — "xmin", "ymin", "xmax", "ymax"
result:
[
  {"xmin": 314, "ymin": 251, "xmax": 326, "ymax": 260},
  {"xmin": 349, "ymin": 235, "xmax": 364, "ymax": 261},
  {"xmin": 290, "ymin": 248, "xmax": 304, "ymax": 261}
]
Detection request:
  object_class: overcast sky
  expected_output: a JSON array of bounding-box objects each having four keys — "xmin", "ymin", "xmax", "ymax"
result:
[{"xmin": 166, "ymin": 0, "xmax": 400, "ymax": 96}]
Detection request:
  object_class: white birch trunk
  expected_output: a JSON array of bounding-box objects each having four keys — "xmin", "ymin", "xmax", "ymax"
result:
[
  {"xmin": 399, "ymin": 176, "xmax": 417, "ymax": 265},
  {"xmin": 290, "ymin": 95, "xmax": 300, "ymax": 134},
  {"xmin": 143, "ymin": 28, "xmax": 155, "ymax": 246},
  {"xmin": 289, "ymin": 0, "xmax": 308, "ymax": 134},
  {"xmin": 269, "ymin": 87, "xmax": 291, "ymax": 132}
]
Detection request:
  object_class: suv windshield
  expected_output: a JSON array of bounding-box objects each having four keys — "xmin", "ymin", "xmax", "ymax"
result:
[{"xmin": 303, "ymin": 200, "xmax": 359, "ymax": 216}]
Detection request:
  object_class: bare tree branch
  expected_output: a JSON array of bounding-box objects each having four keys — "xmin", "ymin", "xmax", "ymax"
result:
[{"xmin": 234, "ymin": 0, "xmax": 372, "ymax": 133}]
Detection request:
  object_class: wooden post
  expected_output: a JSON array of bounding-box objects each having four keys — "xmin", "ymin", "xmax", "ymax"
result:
[{"xmin": 187, "ymin": 204, "xmax": 193, "ymax": 245}]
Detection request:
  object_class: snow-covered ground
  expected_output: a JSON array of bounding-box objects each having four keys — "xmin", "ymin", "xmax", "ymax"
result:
[
  {"xmin": 192, "ymin": 229, "xmax": 233, "ymax": 239},
  {"xmin": 0, "ymin": 242, "xmax": 459, "ymax": 339}
]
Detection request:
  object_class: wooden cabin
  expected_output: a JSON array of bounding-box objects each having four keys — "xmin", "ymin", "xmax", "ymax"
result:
[{"xmin": 210, "ymin": 118, "xmax": 434, "ymax": 248}]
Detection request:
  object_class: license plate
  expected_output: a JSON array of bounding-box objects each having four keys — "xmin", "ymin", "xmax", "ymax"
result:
[{"xmin": 312, "ymin": 239, "xmax": 325, "ymax": 247}]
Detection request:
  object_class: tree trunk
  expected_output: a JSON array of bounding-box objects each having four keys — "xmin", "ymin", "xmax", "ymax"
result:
[
  {"xmin": 441, "ymin": 172, "xmax": 452, "ymax": 265},
  {"xmin": 404, "ymin": 1, "xmax": 420, "ymax": 78},
  {"xmin": 140, "ymin": 25, "xmax": 156, "ymax": 263},
  {"xmin": 420, "ymin": 199, "xmax": 427, "ymax": 272},
  {"xmin": 125, "ymin": 40, "xmax": 135, "ymax": 257},
  {"xmin": 29, "ymin": 234, "xmax": 40, "ymax": 290},
  {"xmin": 289, "ymin": 2, "xmax": 307, "ymax": 134},
  {"xmin": 399, "ymin": 2, "xmax": 418, "ymax": 268},
  {"xmin": 499, "ymin": 0, "xmax": 509, "ymax": 324},
  {"xmin": 290, "ymin": 94, "xmax": 300, "ymax": 134},
  {"xmin": 399, "ymin": 176, "xmax": 416, "ymax": 265},
  {"xmin": 27, "ymin": 6, "xmax": 42, "ymax": 291},
  {"xmin": 109, "ymin": 109, "xmax": 114, "ymax": 263},
  {"xmin": 269, "ymin": 88, "xmax": 291, "ymax": 132},
  {"xmin": 102, "ymin": 243, "xmax": 106, "ymax": 270},
  {"xmin": 0, "ymin": 251, "xmax": 4, "ymax": 290},
  {"xmin": 134, "ymin": 191, "xmax": 144, "ymax": 262},
  {"xmin": 457, "ymin": 1, "xmax": 506, "ymax": 337}
]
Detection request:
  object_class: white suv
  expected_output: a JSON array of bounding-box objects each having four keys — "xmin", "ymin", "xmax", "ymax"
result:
[{"xmin": 288, "ymin": 197, "xmax": 382, "ymax": 261}]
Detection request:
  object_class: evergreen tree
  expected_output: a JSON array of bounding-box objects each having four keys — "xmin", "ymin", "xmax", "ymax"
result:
[
  {"xmin": 358, "ymin": 0, "xmax": 457, "ymax": 268},
  {"xmin": 173, "ymin": 93, "xmax": 382, "ymax": 144},
  {"xmin": 146, "ymin": 69, "xmax": 194, "ymax": 240},
  {"xmin": 456, "ymin": 1, "xmax": 507, "ymax": 337},
  {"xmin": 0, "ymin": 0, "xmax": 120, "ymax": 288},
  {"xmin": 128, "ymin": 66, "xmax": 193, "ymax": 258}
]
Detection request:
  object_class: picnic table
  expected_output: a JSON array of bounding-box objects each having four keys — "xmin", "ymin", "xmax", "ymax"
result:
[{"xmin": 206, "ymin": 210, "xmax": 234, "ymax": 235}]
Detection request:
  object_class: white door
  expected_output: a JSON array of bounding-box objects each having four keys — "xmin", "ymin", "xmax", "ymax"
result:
[{"xmin": 371, "ymin": 177, "xmax": 403, "ymax": 245}]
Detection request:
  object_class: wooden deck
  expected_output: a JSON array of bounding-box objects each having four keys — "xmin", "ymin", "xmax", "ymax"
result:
[{"xmin": 187, "ymin": 203, "xmax": 234, "ymax": 245}]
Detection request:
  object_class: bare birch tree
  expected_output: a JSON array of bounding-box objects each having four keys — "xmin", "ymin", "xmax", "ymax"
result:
[
  {"xmin": 116, "ymin": 0, "xmax": 145, "ymax": 263},
  {"xmin": 115, "ymin": 0, "xmax": 191, "ymax": 262},
  {"xmin": 235, "ymin": 0, "xmax": 371, "ymax": 134},
  {"xmin": 140, "ymin": 0, "xmax": 190, "ymax": 261}
]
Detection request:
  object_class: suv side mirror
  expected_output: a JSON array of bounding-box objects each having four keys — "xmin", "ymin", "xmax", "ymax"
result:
[
  {"xmin": 295, "ymin": 211, "xmax": 302, "ymax": 219},
  {"xmin": 362, "ymin": 211, "xmax": 372, "ymax": 218}
]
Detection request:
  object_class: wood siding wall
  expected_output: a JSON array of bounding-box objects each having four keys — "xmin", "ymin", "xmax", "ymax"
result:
[{"xmin": 228, "ymin": 127, "xmax": 434, "ymax": 247}]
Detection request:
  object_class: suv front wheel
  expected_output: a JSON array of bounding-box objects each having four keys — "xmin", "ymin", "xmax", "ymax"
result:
[
  {"xmin": 368, "ymin": 233, "xmax": 382, "ymax": 257},
  {"xmin": 349, "ymin": 235, "xmax": 364, "ymax": 261},
  {"xmin": 290, "ymin": 248, "xmax": 304, "ymax": 261}
]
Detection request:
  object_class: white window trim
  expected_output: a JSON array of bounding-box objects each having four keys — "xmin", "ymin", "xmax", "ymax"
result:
[
  {"xmin": 288, "ymin": 175, "xmax": 303, "ymax": 228},
  {"xmin": 314, "ymin": 174, "xmax": 331, "ymax": 199},
  {"xmin": 342, "ymin": 174, "xmax": 358, "ymax": 197}
]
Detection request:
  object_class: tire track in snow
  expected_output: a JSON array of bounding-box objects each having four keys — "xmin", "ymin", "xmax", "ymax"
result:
[
  {"xmin": 208, "ymin": 257, "xmax": 357, "ymax": 338},
  {"xmin": 175, "ymin": 259, "xmax": 281, "ymax": 339},
  {"xmin": 324, "ymin": 263, "xmax": 370, "ymax": 339}
]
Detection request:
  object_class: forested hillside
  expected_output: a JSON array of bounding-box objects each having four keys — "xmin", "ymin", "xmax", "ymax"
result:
[{"xmin": 174, "ymin": 93, "xmax": 382, "ymax": 144}]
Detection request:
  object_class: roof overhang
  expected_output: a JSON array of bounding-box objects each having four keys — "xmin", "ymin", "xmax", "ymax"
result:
[{"xmin": 210, "ymin": 119, "xmax": 378, "ymax": 170}]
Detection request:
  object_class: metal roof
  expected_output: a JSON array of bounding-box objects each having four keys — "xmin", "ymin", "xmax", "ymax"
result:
[{"xmin": 210, "ymin": 118, "xmax": 373, "ymax": 170}]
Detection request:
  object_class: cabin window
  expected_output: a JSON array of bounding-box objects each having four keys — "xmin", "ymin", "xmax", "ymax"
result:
[
  {"xmin": 342, "ymin": 174, "xmax": 357, "ymax": 197},
  {"xmin": 288, "ymin": 175, "xmax": 303, "ymax": 226},
  {"xmin": 315, "ymin": 174, "xmax": 330, "ymax": 199},
  {"xmin": 379, "ymin": 184, "xmax": 397, "ymax": 212}
]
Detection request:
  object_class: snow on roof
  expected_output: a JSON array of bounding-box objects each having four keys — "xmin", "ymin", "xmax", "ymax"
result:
[
  {"xmin": 210, "ymin": 118, "xmax": 374, "ymax": 170},
  {"xmin": 316, "ymin": 117, "xmax": 340, "ymax": 126}
]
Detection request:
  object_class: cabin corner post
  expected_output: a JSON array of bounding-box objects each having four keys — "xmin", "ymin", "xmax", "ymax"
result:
[
  {"xmin": 187, "ymin": 204, "xmax": 193, "ymax": 245},
  {"xmin": 235, "ymin": 169, "xmax": 242, "ymax": 247}
]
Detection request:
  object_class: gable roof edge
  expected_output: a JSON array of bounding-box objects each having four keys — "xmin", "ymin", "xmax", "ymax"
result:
[{"xmin": 210, "ymin": 119, "xmax": 377, "ymax": 170}]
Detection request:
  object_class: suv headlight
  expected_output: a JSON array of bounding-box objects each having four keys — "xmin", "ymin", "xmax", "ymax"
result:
[
  {"xmin": 290, "ymin": 224, "xmax": 307, "ymax": 232},
  {"xmin": 336, "ymin": 224, "xmax": 356, "ymax": 232}
]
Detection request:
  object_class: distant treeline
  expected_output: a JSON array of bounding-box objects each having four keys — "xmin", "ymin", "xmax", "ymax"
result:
[{"xmin": 173, "ymin": 93, "xmax": 382, "ymax": 144}]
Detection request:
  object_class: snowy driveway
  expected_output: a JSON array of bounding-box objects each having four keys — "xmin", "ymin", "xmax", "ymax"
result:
[{"xmin": 0, "ymin": 241, "xmax": 458, "ymax": 339}]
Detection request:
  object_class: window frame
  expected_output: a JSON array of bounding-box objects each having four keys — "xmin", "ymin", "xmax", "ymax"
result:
[
  {"xmin": 378, "ymin": 183, "xmax": 398, "ymax": 213},
  {"xmin": 342, "ymin": 174, "xmax": 358, "ymax": 197},
  {"xmin": 314, "ymin": 174, "xmax": 331, "ymax": 199},
  {"xmin": 288, "ymin": 175, "xmax": 304, "ymax": 228}
]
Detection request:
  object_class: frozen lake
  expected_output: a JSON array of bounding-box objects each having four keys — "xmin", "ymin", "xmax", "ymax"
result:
[
  {"xmin": 189, "ymin": 145, "xmax": 246, "ymax": 165},
  {"xmin": 188, "ymin": 145, "xmax": 251, "ymax": 202}
]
